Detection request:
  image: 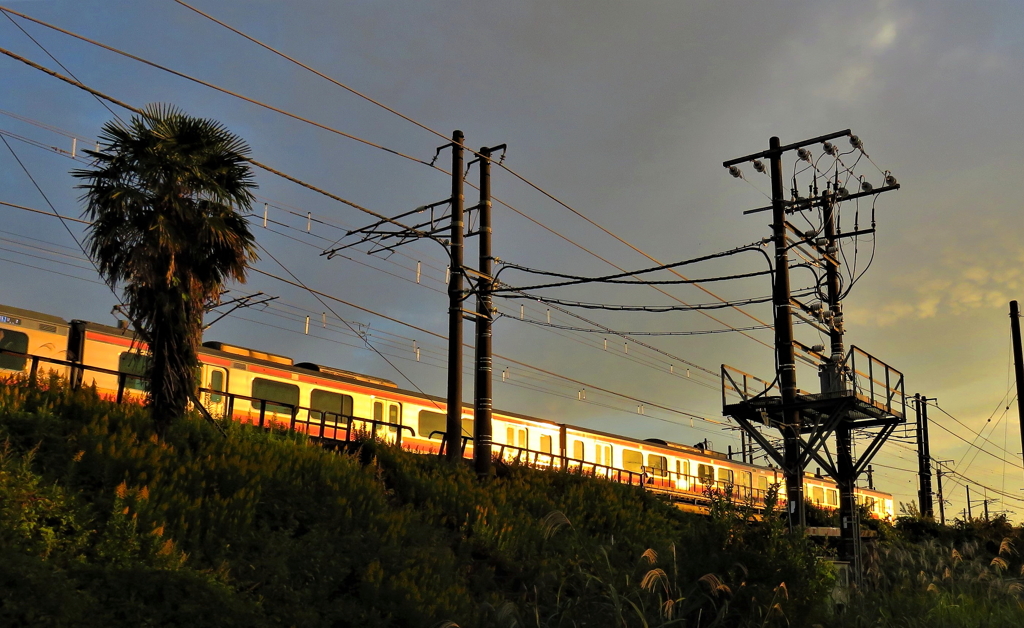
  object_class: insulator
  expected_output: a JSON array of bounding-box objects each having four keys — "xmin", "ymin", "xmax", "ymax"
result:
[
  {"xmin": 884, "ymin": 173, "xmax": 897, "ymax": 186},
  {"xmin": 752, "ymin": 159, "xmax": 766, "ymax": 173},
  {"xmin": 797, "ymin": 148, "xmax": 811, "ymax": 163},
  {"xmin": 861, "ymin": 180, "xmax": 873, "ymax": 193},
  {"xmin": 815, "ymin": 237, "xmax": 828, "ymax": 247},
  {"xmin": 850, "ymin": 134, "xmax": 864, "ymax": 150},
  {"xmin": 837, "ymin": 187, "xmax": 849, "ymax": 198},
  {"xmin": 810, "ymin": 344, "xmax": 825, "ymax": 353},
  {"xmin": 728, "ymin": 165, "xmax": 742, "ymax": 178},
  {"xmin": 822, "ymin": 141, "xmax": 837, "ymax": 156}
]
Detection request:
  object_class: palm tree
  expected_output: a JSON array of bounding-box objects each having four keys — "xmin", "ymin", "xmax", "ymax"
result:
[{"xmin": 73, "ymin": 104, "xmax": 259, "ymax": 436}]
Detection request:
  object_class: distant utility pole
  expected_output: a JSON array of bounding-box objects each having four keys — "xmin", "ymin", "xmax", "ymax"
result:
[
  {"xmin": 1011, "ymin": 301, "xmax": 1024, "ymax": 477},
  {"xmin": 966, "ymin": 485, "xmax": 973, "ymax": 520},
  {"xmin": 935, "ymin": 459, "xmax": 953, "ymax": 525},
  {"xmin": 915, "ymin": 394, "xmax": 935, "ymax": 518}
]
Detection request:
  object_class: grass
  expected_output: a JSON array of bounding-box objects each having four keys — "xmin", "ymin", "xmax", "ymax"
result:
[{"xmin": 1, "ymin": 375, "xmax": 1020, "ymax": 626}]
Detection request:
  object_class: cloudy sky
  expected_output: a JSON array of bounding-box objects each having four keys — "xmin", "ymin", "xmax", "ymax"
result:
[{"xmin": 2, "ymin": 0, "xmax": 1022, "ymax": 519}]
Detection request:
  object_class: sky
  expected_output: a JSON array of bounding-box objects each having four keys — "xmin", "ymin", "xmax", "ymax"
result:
[{"xmin": 1, "ymin": 0, "xmax": 1022, "ymax": 521}]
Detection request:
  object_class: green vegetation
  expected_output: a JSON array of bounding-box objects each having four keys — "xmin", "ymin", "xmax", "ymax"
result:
[{"xmin": 1, "ymin": 376, "xmax": 1022, "ymax": 627}]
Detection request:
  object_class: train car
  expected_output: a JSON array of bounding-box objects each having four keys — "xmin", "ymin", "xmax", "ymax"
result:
[
  {"xmin": 0, "ymin": 304, "xmax": 72, "ymax": 377},
  {"xmin": 0, "ymin": 302, "xmax": 895, "ymax": 519}
]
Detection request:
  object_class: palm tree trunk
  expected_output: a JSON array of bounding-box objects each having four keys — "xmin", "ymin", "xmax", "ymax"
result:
[{"xmin": 148, "ymin": 291, "xmax": 203, "ymax": 437}]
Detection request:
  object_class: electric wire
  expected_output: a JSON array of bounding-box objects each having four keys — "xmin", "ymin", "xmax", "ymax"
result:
[{"xmin": 0, "ymin": 7, "xmax": 780, "ymax": 350}]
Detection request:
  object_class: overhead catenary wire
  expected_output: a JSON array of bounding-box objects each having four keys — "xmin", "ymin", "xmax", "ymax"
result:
[
  {"xmin": 2, "ymin": 195, "xmax": 725, "ymax": 394},
  {"xmin": 498, "ymin": 288, "xmax": 815, "ymax": 313},
  {"xmin": 494, "ymin": 243, "xmax": 770, "ymax": 291},
  {"xmin": 0, "ymin": 52, "xmax": 734, "ymax": 392},
  {"xmin": 166, "ymin": 0, "xmax": 779, "ymax": 336},
  {"xmin": 0, "ymin": 6, "xmax": 780, "ymax": 351}
]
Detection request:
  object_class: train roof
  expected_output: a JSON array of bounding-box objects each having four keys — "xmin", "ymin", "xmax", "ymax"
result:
[
  {"xmin": 0, "ymin": 303, "xmax": 70, "ymax": 331},
  {"xmin": 294, "ymin": 362, "xmax": 397, "ymax": 388},
  {"xmin": 202, "ymin": 341, "xmax": 293, "ymax": 366},
  {"xmin": 76, "ymin": 319, "xmax": 138, "ymax": 337}
]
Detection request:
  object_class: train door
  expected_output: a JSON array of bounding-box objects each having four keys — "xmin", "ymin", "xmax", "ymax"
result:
[
  {"xmin": 201, "ymin": 365, "xmax": 228, "ymax": 419},
  {"xmin": 373, "ymin": 399, "xmax": 402, "ymax": 442}
]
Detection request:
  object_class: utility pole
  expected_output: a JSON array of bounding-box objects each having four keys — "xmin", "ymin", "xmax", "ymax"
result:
[
  {"xmin": 935, "ymin": 459, "xmax": 952, "ymax": 525},
  {"xmin": 445, "ymin": 130, "xmax": 466, "ymax": 461},
  {"xmin": 721, "ymin": 130, "xmax": 902, "ymax": 557},
  {"xmin": 768, "ymin": 136, "xmax": 805, "ymax": 528},
  {"xmin": 472, "ymin": 144, "xmax": 505, "ymax": 477},
  {"xmin": 915, "ymin": 394, "xmax": 935, "ymax": 518},
  {"xmin": 1011, "ymin": 301, "xmax": 1024, "ymax": 477},
  {"xmin": 821, "ymin": 184, "xmax": 861, "ymax": 572},
  {"xmin": 966, "ymin": 485, "xmax": 972, "ymax": 520}
]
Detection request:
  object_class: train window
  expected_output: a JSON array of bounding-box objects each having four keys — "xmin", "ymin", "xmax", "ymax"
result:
[
  {"xmin": 739, "ymin": 470, "xmax": 752, "ymax": 487},
  {"xmin": 310, "ymin": 389, "xmax": 353, "ymax": 424},
  {"xmin": 646, "ymin": 454, "xmax": 668, "ymax": 477},
  {"xmin": 596, "ymin": 444, "xmax": 611, "ymax": 466},
  {"xmin": 250, "ymin": 378, "xmax": 299, "ymax": 414},
  {"xmin": 827, "ymin": 489, "xmax": 838, "ymax": 506},
  {"xmin": 418, "ymin": 410, "xmax": 446, "ymax": 440},
  {"xmin": 374, "ymin": 401, "xmax": 383, "ymax": 422},
  {"xmin": 118, "ymin": 352, "xmax": 151, "ymax": 391},
  {"xmin": 718, "ymin": 468, "xmax": 734, "ymax": 485},
  {"xmin": 504, "ymin": 427, "xmax": 527, "ymax": 449},
  {"xmin": 539, "ymin": 434, "xmax": 552, "ymax": 454},
  {"xmin": 866, "ymin": 497, "xmax": 876, "ymax": 512},
  {"xmin": 676, "ymin": 460, "xmax": 690, "ymax": 477},
  {"xmin": 209, "ymin": 370, "xmax": 224, "ymax": 403},
  {"xmin": 758, "ymin": 476, "xmax": 769, "ymax": 491},
  {"xmin": 698, "ymin": 464, "xmax": 714, "ymax": 483},
  {"xmin": 622, "ymin": 450, "xmax": 643, "ymax": 473},
  {"xmin": 812, "ymin": 486, "xmax": 824, "ymax": 504},
  {"xmin": 0, "ymin": 329, "xmax": 29, "ymax": 371},
  {"xmin": 518, "ymin": 429, "xmax": 527, "ymax": 449},
  {"xmin": 462, "ymin": 418, "xmax": 474, "ymax": 438},
  {"xmin": 572, "ymin": 440, "xmax": 584, "ymax": 460},
  {"xmin": 389, "ymin": 404, "xmax": 401, "ymax": 424}
]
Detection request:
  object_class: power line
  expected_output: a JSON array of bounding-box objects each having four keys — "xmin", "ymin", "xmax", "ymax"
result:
[
  {"xmin": 498, "ymin": 289, "xmax": 814, "ymax": 313},
  {"xmin": 0, "ymin": 25, "xmax": 764, "ymax": 429},
  {"xmin": 168, "ymin": 0, "xmax": 779, "ymax": 336},
  {"xmin": 503, "ymin": 315, "xmax": 777, "ymax": 337},
  {"xmin": 1, "ymin": 195, "xmax": 723, "ymax": 393},
  {"xmin": 495, "ymin": 243, "xmax": 769, "ymax": 291},
  {"xmin": 1, "ymin": 5, "xmax": 780, "ymax": 350},
  {"xmin": 1, "ymin": 9, "xmax": 122, "ymax": 121}
]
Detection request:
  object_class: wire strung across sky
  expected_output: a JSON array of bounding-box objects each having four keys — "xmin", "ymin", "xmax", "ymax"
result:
[
  {"xmin": 497, "ymin": 288, "xmax": 816, "ymax": 313},
  {"xmin": 500, "ymin": 315, "xmax": 780, "ymax": 337},
  {"xmin": 494, "ymin": 243, "xmax": 771, "ymax": 292},
  {"xmin": 0, "ymin": 4, "xmax": 783, "ymax": 351},
  {"xmin": 0, "ymin": 40, "xmax": 738, "ymax": 392}
]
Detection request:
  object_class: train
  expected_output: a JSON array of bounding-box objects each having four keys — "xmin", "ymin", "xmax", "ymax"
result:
[{"xmin": 0, "ymin": 301, "xmax": 895, "ymax": 518}]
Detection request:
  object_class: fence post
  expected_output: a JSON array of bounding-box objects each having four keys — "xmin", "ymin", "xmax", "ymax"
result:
[
  {"xmin": 29, "ymin": 356, "xmax": 39, "ymax": 381},
  {"xmin": 259, "ymin": 400, "xmax": 266, "ymax": 428},
  {"xmin": 116, "ymin": 373, "xmax": 126, "ymax": 404}
]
